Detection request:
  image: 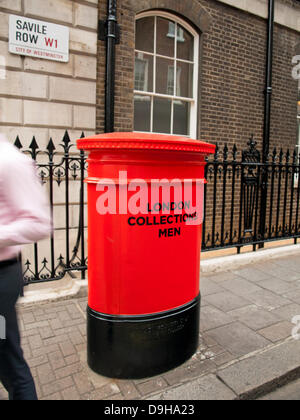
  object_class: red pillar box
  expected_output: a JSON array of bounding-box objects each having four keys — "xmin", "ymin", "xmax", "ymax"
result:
[{"xmin": 77, "ymin": 132, "xmax": 215, "ymax": 379}]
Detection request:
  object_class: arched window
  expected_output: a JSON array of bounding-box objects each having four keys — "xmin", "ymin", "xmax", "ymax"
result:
[{"xmin": 134, "ymin": 12, "xmax": 199, "ymax": 138}]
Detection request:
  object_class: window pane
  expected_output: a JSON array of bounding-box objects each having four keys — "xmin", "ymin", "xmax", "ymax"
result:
[
  {"xmin": 135, "ymin": 17, "xmax": 154, "ymax": 53},
  {"xmin": 177, "ymin": 25, "xmax": 194, "ymax": 61},
  {"xmin": 176, "ymin": 62, "xmax": 193, "ymax": 98},
  {"xmin": 173, "ymin": 101, "xmax": 190, "ymax": 135},
  {"xmin": 153, "ymin": 98, "xmax": 172, "ymax": 134},
  {"xmin": 134, "ymin": 52, "xmax": 153, "ymax": 92},
  {"xmin": 134, "ymin": 95, "xmax": 151, "ymax": 132},
  {"xmin": 156, "ymin": 57, "xmax": 175, "ymax": 95},
  {"xmin": 156, "ymin": 17, "xmax": 175, "ymax": 58}
]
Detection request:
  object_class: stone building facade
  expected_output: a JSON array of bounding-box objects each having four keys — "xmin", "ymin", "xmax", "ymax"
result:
[
  {"xmin": 0, "ymin": 0, "xmax": 299, "ymax": 151},
  {"xmin": 0, "ymin": 0, "xmax": 98, "ymax": 148}
]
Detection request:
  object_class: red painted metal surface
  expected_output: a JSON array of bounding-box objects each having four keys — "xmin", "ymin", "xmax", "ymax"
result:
[{"xmin": 77, "ymin": 132, "xmax": 215, "ymax": 316}]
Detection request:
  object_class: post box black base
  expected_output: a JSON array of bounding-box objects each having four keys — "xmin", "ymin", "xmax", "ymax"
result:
[{"xmin": 87, "ymin": 295, "xmax": 200, "ymax": 379}]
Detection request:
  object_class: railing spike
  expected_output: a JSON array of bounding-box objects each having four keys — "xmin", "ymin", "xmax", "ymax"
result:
[
  {"xmin": 223, "ymin": 143, "xmax": 229, "ymax": 161},
  {"xmin": 14, "ymin": 135, "xmax": 23, "ymax": 150},
  {"xmin": 232, "ymin": 144, "xmax": 237, "ymax": 161},
  {"xmin": 29, "ymin": 136, "xmax": 39, "ymax": 160},
  {"xmin": 47, "ymin": 138, "xmax": 56, "ymax": 155},
  {"xmin": 214, "ymin": 143, "xmax": 219, "ymax": 161},
  {"xmin": 293, "ymin": 148, "xmax": 297, "ymax": 164},
  {"xmin": 62, "ymin": 130, "xmax": 71, "ymax": 145},
  {"xmin": 279, "ymin": 148, "xmax": 284, "ymax": 163}
]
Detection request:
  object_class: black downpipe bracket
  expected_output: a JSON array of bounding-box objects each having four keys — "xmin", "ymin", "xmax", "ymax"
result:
[
  {"xmin": 259, "ymin": 0, "xmax": 275, "ymax": 245},
  {"xmin": 99, "ymin": 0, "xmax": 120, "ymax": 133}
]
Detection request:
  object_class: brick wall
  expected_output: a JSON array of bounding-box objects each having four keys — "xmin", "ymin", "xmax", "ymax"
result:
[
  {"xmin": 96, "ymin": 0, "xmax": 135, "ymax": 134},
  {"xmin": 271, "ymin": 23, "xmax": 299, "ymax": 152},
  {"xmin": 96, "ymin": 0, "xmax": 299, "ymax": 155},
  {"xmin": 0, "ymin": 0, "xmax": 98, "ymax": 147},
  {"xmin": 199, "ymin": 0, "xmax": 299, "ymax": 153}
]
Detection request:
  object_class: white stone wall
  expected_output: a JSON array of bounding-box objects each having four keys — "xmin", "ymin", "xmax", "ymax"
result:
[
  {"xmin": 217, "ymin": 0, "xmax": 300, "ymax": 33},
  {"xmin": 0, "ymin": 0, "xmax": 98, "ymax": 148},
  {"xmin": 0, "ymin": 0, "xmax": 97, "ymax": 276}
]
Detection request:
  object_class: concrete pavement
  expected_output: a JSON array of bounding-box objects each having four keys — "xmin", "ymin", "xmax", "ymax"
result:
[
  {"xmin": 1, "ymin": 249, "xmax": 300, "ymax": 400},
  {"xmin": 258, "ymin": 378, "xmax": 300, "ymax": 400}
]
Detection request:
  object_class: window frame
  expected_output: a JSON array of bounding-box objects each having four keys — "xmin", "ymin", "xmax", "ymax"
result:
[
  {"xmin": 135, "ymin": 53, "xmax": 150, "ymax": 92},
  {"xmin": 134, "ymin": 11, "xmax": 200, "ymax": 139}
]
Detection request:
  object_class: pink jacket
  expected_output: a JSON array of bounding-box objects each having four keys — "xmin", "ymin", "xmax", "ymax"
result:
[{"xmin": 0, "ymin": 134, "xmax": 51, "ymax": 262}]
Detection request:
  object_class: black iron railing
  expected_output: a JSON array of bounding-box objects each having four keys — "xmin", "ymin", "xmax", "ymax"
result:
[
  {"xmin": 202, "ymin": 136, "xmax": 300, "ymax": 253},
  {"xmin": 15, "ymin": 132, "xmax": 87, "ymax": 285},
  {"xmin": 15, "ymin": 132, "xmax": 300, "ymax": 285}
]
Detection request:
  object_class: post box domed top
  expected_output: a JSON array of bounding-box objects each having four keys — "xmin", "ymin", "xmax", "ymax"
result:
[{"xmin": 77, "ymin": 132, "xmax": 215, "ymax": 155}]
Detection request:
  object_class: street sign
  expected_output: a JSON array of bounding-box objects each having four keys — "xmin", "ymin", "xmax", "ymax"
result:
[{"xmin": 9, "ymin": 15, "xmax": 69, "ymax": 62}]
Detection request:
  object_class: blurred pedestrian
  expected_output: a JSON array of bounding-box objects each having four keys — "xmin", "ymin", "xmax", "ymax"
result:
[{"xmin": 0, "ymin": 134, "xmax": 51, "ymax": 400}]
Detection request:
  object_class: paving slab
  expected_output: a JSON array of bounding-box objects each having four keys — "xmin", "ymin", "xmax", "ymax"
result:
[
  {"xmin": 218, "ymin": 340, "xmax": 300, "ymax": 399},
  {"xmin": 149, "ymin": 374, "xmax": 237, "ymax": 401},
  {"xmin": 232, "ymin": 267, "xmax": 271, "ymax": 282},
  {"xmin": 253, "ymin": 262, "xmax": 300, "ymax": 282},
  {"xmin": 258, "ymin": 378, "xmax": 300, "ymax": 400},
  {"xmin": 204, "ymin": 291, "xmax": 251, "ymax": 313},
  {"xmin": 244, "ymin": 289, "xmax": 292, "ymax": 310},
  {"xmin": 271, "ymin": 303, "xmax": 300, "ymax": 322},
  {"xmin": 258, "ymin": 278, "xmax": 300, "ymax": 295},
  {"xmin": 228, "ymin": 305, "xmax": 281, "ymax": 331},
  {"xmin": 202, "ymin": 271, "xmax": 242, "ymax": 284},
  {"xmin": 200, "ymin": 305, "xmax": 233, "ymax": 332},
  {"xmin": 283, "ymin": 289, "xmax": 300, "ymax": 304},
  {"xmin": 220, "ymin": 277, "xmax": 263, "ymax": 297},
  {"xmin": 200, "ymin": 277, "xmax": 225, "ymax": 296},
  {"xmin": 206, "ymin": 322, "xmax": 270, "ymax": 357},
  {"xmin": 258, "ymin": 321, "xmax": 293, "ymax": 343},
  {"xmin": 272, "ymin": 256, "xmax": 300, "ymax": 271}
]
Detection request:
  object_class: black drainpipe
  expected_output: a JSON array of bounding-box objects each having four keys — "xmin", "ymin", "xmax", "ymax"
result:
[
  {"xmin": 99, "ymin": 0, "xmax": 120, "ymax": 133},
  {"xmin": 263, "ymin": 0, "xmax": 275, "ymax": 162},
  {"xmin": 259, "ymin": 0, "xmax": 275, "ymax": 245}
]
